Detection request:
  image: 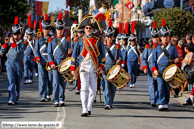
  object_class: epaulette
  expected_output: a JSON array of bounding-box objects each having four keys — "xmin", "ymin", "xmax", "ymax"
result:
[
  {"xmin": 145, "ymin": 44, "xmax": 150, "ymax": 49},
  {"xmin": 66, "ymin": 37, "xmax": 71, "ymax": 42},
  {"xmin": 23, "ymin": 41, "xmax": 29, "ymax": 46},
  {"xmin": 35, "ymin": 37, "xmax": 39, "ymax": 41},
  {"xmin": 74, "ymin": 37, "xmax": 79, "ymax": 43},
  {"xmin": 152, "ymin": 43, "xmax": 158, "ymax": 49},
  {"xmin": 48, "ymin": 37, "xmax": 55, "ymax": 43},
  {"xmin": 115, "ymin": 44, "xmax": 121, "ymax": 49}
]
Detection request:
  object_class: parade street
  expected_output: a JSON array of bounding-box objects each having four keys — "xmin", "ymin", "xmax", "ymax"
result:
[{"xmin": 0, "ymin": 74, "xmax": 194, "ymax": 129}]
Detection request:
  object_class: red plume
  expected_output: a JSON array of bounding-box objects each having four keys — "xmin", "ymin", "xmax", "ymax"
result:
[
  {"xmin": 33, "ymin": 20, "xmax": 36, "ymax": 29},
  {"xmin": 95, "ymin": 13, "xmax": 106, "ymax": 22},
  {"xmin": 28, "ymin": 15, "xmax": 32, "ymax": 28},
  {"xmin": 44, "ymin": 14, "xmax": 50, "ymax": 21},
  {"xmin": 58, "ymin": 12, "xmax": 63, "ymax": 20},
  {"xmin": 14, "ymin": 17, "xmax": 19, "ymax": 25},
  {"xmin": 119, "ymin": 22, "xmax": 123, "ymax": 34},
  {"xmin": 39, "ymin": 19, "xmax": 42, "ymax": 31},
  {"xmin": 74, "ymin": 21, "xmax": 77, "ymax": 24},
  {"xmin": 131, "ymin": 21, "xmax": 136, "ymax": 34},
  {"xmin": 124, "ymin": 22, "xmax": 129, "ymax": 34},
  {"xmin": 153, "ymin": 21, "xmax": 157, "ymax": 29},
  {"xmin": 162, "ymin": 19, "xmax": 166, "ymax": 27},
  {"xmin": 108, "ymin": 19, "xmax": 112, "ymax": 27}
]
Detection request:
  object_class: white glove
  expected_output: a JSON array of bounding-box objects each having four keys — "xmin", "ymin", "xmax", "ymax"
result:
[{"xmin": 121, "ymin": 64, "xmax": 125, "ymax": 68}]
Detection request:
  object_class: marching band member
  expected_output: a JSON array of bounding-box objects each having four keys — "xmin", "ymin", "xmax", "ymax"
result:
[
  {"xmin": 103, "ymin": 19, "xmax": 122, "ymax": 109},
  {"xmin": 121, "ymin": 22, "xmax": 130, "ymax": 71},
  {"xmin": 71, "ymin": 14, "xmax": 106, "ymax": 117},
  {"xmin": 126, "ymin": 21, "xmax": 142, "ymax": 88},
  {"xmin": 23, "ymin": 15, "xmax": 36, "ymax": 84},
  {"xmin": 35, "ymin": 14, "xmax": 52, "ymax": 102},
  {"xmin": 1, "ymin": 17, "xmax": 28, "ymax": 105},
  {"xmin": 142, "ymin": 21, "xmax": 159, "ymax": 107},
  {"xmin": 116, "ymin": 22, "xmax": 123, "ymax": 46},
  {"xmin": 48, "ymin": 12, "xmax": 70, "ymax": 107},
  {"xmin": 152, "ymin": 19, "xmax": 179, "ymax": 111}
]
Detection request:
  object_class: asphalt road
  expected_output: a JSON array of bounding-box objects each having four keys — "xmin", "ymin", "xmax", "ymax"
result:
[{"xmin": 0, "ymin": 74, "xmax": 194, "ymax": 129}]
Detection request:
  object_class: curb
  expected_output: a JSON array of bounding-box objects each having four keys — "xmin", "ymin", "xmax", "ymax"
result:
[
  {"xmin": 179, "ymin": 91, "xmax": 191, "ymax": 99},
  {"xmin": 0, "ymin": 72, "xmax": 7, "ymax": 75}
]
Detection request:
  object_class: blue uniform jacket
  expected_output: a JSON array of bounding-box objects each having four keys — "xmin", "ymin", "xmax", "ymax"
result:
[
  {"xmin": 120, "ymin": 45, "xmax": 127, "ymax": 64},
  {"xmin": 1, "ymin": 40, "xmax": 27, "ymax": 62},
  {"xmin": 35, "ymin": 36, "xmax": 51, "ymax": 65},
  {"xmin": 151, "ymin": 43, "xmax": 178, "ymax": 74},
  {"xmin": 70, "ymin": 34, "xmax": 105, "ymax": 71},
  {"xmin": 47, "ymin": 36, "xmax": 68, "ymax": 66},
  {"xmin": 24, "ymin": 39, "xmax": 34, "ymax": 59},
  {"xmin": 126, "ymin": 45, "xmax": 141, "ymax": 62}
]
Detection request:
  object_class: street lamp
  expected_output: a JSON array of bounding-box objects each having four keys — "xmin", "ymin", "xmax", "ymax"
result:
[{"xmin": 136, "ymin": 4, "xmax": 141, "ymax": 40}]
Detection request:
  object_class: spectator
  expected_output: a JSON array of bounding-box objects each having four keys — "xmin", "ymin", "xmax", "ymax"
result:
[
  {"xmin": 182, "ymin": 45, "xmax": 194, "ymax": 91},
  {"xmin": 183, "ymin": 86, "xmax": 194, "ymax": 106},
  {"xmin": 192, "ymin": 35, "xmax": 194, "ymax": 44},
  {"xmin": 186, "ymin": 34, "xmax": 194, "ymax": 52}
]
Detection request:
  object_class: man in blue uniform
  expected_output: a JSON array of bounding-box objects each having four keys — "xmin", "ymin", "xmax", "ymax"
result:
[
  {"xmin": 23, "ymin": 15, "xmax": 36, "ymax": 84},
  {"xmin": 142, "ymin": 21, "xmax": 159, "ymax": 107},
  {"xmin": 48, "ymin": 12, "xmax": 71, "ymax": 107},
  {"xmin": 103, "ymin": 19, "xmax": 122, "ymax": 109},
  {"xmin": 35, "ymin": 14, "xmax": 52, "ymax": 102},
  {"xmin": 127, "ymin": 21, "xmax": 141, "ymax": 88},
  {"xmin": 1, "ymin": 17, "xmax": 28, "ymax": 105},
  {"xmin": 71, "ymin": 15, "xmax": 106, "ymax": 117},
  {"xmin": 152, "ymin": 19, "xmax": 179, "ymax": 111}
]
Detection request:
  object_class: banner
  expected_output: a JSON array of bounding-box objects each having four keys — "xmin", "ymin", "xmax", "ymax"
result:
[{"xmin": 36, "ymin": 1, "xmax": 49, "ymax": 16}]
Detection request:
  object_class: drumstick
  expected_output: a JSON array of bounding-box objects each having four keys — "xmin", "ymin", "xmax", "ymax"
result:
[
  {"xmin": 167, "ymin": 58, "xmax": 183, "ymax": 62},
  {"xmin": 30, "ymin": 54, "xmax": 42, "ymax": 64}
]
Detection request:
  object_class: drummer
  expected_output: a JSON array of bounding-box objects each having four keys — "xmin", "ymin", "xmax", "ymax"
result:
[
  {"xmin": 151, "ymin": 19, "xmax": 179, "ymax": 111},
  {"xmin": 48, "ymin": 12, "xmax": 72, "ymax": 107},
  {"xmin": 103, "ymin": 19, "xmax": 122, "ymax": 109},
  {"xmin": 142, "ymin": 21, "xmax": 159, "ymax": 107}
]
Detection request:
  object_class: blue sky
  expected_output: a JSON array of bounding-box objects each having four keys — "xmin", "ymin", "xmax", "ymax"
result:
[{"xmin": 37, "ymin": 0, "xmax": 68, "ymax": 13}]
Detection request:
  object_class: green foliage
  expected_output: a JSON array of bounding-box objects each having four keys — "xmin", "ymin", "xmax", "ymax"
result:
[
  {"xmin": 153, "ymin": 7, "xmax": 194, "ymax": 37},
  {"xmin": 0, "ymin": 0, "xmax": 30, "ymax": 28},
  {"xmin": 136, "ymin": 21, "xmax": 146, "ymax": 32}
]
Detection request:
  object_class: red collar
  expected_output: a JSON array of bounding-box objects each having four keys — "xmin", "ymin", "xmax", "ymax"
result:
[
  {"xmin": 107, "ymin": 43, "xmax": 113, "ymax": 47},
  {"xmin": 57, "ymin": 35, "xmax": 64, "ymax": 38},
  {"xmin": 162, "ymin": 42, "xmax": 169, "ymax": 46},
  {"xmin": 122, "ymin": 44, "xmax": 126, "ymax": 47}
]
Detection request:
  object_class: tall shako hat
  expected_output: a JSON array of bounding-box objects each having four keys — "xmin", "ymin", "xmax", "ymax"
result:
[
  {"xmin": 128, "ymin": 21, "xmax": 136, "ymax": 41},
  {"xmin": 104, "ymin": 19, "xmax": 115, "ymax": 37},
  {"xmin": 160, "ymin": 19, "xmax": 171, "ymax": 36},
  {"xmin": 117, "ymin": 22, "xmax": 123, "ymax": 40},
  {"xmin": 12, "ymin": 17, "xmax": 22, "ymax": 34},
  {"xmin": 26, "ymin": 15, "xmax": 35, "ymax": 35},
  {"xmin": 150, "ymin": 21, "xmax": 160, "ymax": 38},
  {"xmin": 122, "ymin": 22, "xmax": 130, "ymax": 40},
  {"xmin": 55, "ymin": 12, "xmax": 65, "ymax": 29},
  {"xmin": 41, "ymin": 14, "xmax": 51, "ymax": 29}
]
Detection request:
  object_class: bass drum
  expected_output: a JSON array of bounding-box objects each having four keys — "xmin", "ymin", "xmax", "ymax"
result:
[
  {"xmin": 107, "ymin": 65, "xmax": 131, "ymax": 89},
  {"xmin": 58, "ymin": 57, "xmax": 78, "ymax": 83},
  {"xmin": 163, "ymin": 64, "xmax": 186, "ymax": 88}
]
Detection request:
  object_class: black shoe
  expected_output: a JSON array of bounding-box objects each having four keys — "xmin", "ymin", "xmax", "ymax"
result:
[
  {"xmin": 8, "ymin": 101, "xmax": 15, "ymax": 105},
  {"xmin": 59, "ymin": 103, "xmax": 65, "ymax": 107},
  {"xmin": 88, "ymin": 111, "xmax": 91, "ymax": 115},
  {"xmin": 81, "ymin": 113, "xmax": 88, "ymax": 117},
  {"xmin": 151, "ymin": 103, "xmax": 156, "ymax": 107},
  {"xmin": 40, "ymin": 98, "xmax": 48, "ymax": 102},
  {"xmin": 15, "ymin": 101, "xmax": 19, "ymax": 105},
  {"xmin": 110, "ymin": 106, "xmax": 112, "ymax": 108},
  {"xmin": 94, "ymin": 100, "xmax": 96, "ymax": 103},
  {"xmin": 47, "ymin": 98, "xmax": 51, "ymax": 101}
]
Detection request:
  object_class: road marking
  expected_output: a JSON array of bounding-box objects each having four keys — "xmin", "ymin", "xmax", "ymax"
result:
[{"xmin": 55, "ymin": 106, "xmax": 66, "ymax": 129}]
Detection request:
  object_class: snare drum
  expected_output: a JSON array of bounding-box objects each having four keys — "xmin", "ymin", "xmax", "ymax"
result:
[
  {"xmin": 58, "ymin": 57, "xmax": 78, "ymax": 83},
  {"xmin": 46, "ymin": 61, "xmax": 52, "ymax": 72},
  {"xmin": 107, "ymin": 65, "xmax": 131, "ymax": 89},
  {"xmin": 163, "ymin": 64, "xmax": 186, "ymax": 88}
]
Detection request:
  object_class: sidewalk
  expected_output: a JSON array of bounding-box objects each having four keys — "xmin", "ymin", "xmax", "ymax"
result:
[
  {"xmin": 0, "ymin": 72, "xmax": 6, "ymax": 75},
  {"xmin": 179, "ymin": 91, "xmax": 191, "ymax": 99}
]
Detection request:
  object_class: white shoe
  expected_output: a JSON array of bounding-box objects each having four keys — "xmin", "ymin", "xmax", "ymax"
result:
[
  {"xmin": 24, "ymin": 80, "xmax": 30, "ymax": 84},
  {"xmin": 35, "ymin": 73, "xmax": 38, "ymax": 77},
  {"xmin": 163, "ymin": 105, "xmax": 168, "ymax": 110},
  {"xmin": 29, "ymin": 80, "xmax": 32, "ymax": 84},
  {"xmin": 129, "ymin": 84, "xmax": 133, "ymax": 88},
  {"xmin": 158, "ymin": 105, "xmax": 164, "ymax": 111},
  {"xmin": 59, "ymin": 101, "xmax": 64, "ymax": 104},
  {"xmin": 8, "ymin": 101, "xmax": 15, "ymax": 105},
  {"xmin": 132, "ymin": 84, "xmax": 135, "ymax": 88}
]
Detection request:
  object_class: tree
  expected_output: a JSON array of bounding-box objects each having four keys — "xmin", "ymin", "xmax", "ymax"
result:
[
  {"xmin": 153, "ymin": 7, "xmax": 194, "ymax": 37},
  {"xmin": 0, "ymin": 0, "xmax": 30, "ymax": 29}
]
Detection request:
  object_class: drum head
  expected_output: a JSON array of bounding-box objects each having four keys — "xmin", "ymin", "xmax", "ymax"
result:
[
  {"xmin": 59, "ymin": 59, "xmax": 71, "ymax": 72},
  {"xmin": 164, "ymin": 65, "xmax": 177, "ymax": 79},
  {"xmin": 108, "ymin": 65, "xmax": 120, "ymax": 80}
]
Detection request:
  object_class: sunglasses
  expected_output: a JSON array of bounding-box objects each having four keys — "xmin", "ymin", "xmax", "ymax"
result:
[{"xmin": 85, "ymin": 27, "xmax": 92, "ymax": 30}]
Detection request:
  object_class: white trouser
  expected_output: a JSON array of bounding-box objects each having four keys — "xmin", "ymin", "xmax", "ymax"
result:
[{"xmin": 80, "ymin": 67, "xmax": 97, "ymax": 113}]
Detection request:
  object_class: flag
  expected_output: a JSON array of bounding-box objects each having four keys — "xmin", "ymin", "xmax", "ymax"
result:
[
  {"xmin": 36, "ymin": 1, "xmax": 49, "ymax": 16},
  {"xmin": 89, "ymin": 0, "xmax": 96, "ymax": 14}
]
